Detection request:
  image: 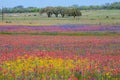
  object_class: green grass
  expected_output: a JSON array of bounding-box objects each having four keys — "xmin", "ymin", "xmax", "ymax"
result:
[
  {"xmin": 0, "ymin": 32, "xmax": 119, "ymax": 36},
  {"xmin": 0, "ymin": 10, "xmax": 120, "ymax": 25}
]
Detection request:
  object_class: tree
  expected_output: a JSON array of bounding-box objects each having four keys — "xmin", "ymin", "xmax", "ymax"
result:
[
  {"xmin": 40, "ymin": 7, "xmax": 54, "ymax": 17},
  {"xmin": 63, "ymin": 7, "xmax": 82, "ymax": 18},
  {"xmin": 39, "ymin": 7, "xmax": 82, "ymax": 18}
]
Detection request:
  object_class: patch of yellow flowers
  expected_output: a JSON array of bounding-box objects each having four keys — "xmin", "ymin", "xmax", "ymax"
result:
[
  {"xmin": 2, "ymin": 55, "xmax": 90, "ymax": 78},
  {"xmin": 1, "ymin": 54, "xmax": 115, "ymax": 80}
]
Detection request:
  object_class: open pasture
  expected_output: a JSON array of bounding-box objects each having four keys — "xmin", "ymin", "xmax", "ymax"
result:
[{"xmin": 0, "ymin": 10, "xmax": 120, "ymax": 26}]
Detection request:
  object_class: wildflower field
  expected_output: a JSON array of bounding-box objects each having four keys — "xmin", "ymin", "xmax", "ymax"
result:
[{"xmin": 0, "ymin": 25, "xmax": 120, "ymax": 80}]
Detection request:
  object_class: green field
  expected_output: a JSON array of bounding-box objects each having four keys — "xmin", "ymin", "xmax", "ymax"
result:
[{"xmin": 0, "ymin": 10, "xmax": 120, "ymax": 26}]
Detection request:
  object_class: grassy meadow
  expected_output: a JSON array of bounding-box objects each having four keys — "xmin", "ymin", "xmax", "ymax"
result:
[{"xmin": 0, "ymin": 10, "xmax": 120, "ymax": 26}]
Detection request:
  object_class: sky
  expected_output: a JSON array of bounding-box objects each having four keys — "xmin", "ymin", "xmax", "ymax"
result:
[{"xmin": 0, "ymin": 0, "xmax": 120, "ymax": 8}]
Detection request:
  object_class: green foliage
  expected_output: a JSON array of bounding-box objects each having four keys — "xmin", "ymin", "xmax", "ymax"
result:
[
  {"xmin": 0, "ymin": 2, "xmax": 119, "ymax": 13},
  {"xmin": 39, "ymin": 7, "xmax": 82, "ymax": 18},
  {"xmin": 79, "ymin": 2, "xmax": 120, "ymax": 10},
  {"xmin": 1, "ymin": 5, "xmax": 39, "ymax": 13}
]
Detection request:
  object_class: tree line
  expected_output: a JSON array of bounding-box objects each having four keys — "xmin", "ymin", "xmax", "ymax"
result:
[
  {"xmin": 0, "ymin": 2, "xmax": 120, "ymax": 13},
  {"xmin": 0, "ymin": 6, "xmax": 39, "ymax": 13},
  {"xmin": 79, "ymin": 2, "xmax": 120, "ymax": 10}
]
